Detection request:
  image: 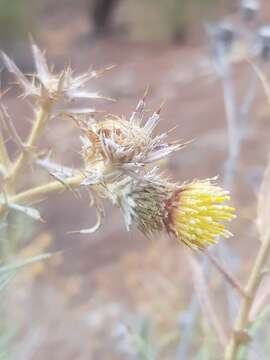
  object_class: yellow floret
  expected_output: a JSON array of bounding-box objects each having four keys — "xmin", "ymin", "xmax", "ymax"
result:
[{"xmin": 168, "ymin": 180, "xmax": 236, "ymax": 250}]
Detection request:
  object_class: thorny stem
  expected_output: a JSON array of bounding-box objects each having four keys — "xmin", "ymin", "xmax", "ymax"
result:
[
  {"xmin": 225, "ymin": 230, "xmax": 270, "ymax": 360},
  {"xmin": 6, "ymin": 100, "xmax": 53, "ymax": 186}
]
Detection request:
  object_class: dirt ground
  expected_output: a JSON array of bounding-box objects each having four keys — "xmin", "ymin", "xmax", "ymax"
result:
[{"xmin": 5, "ymin": 1, "xmax": 270, "ymax": 359}]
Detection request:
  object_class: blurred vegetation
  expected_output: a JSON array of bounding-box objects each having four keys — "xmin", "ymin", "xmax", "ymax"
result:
[
  {"xmin": 119, "ymin": 0, "xmax": 227, "ymax": 43},
  {"xmin": 0, "ymin": 0, "xmax": 36, "ymax": 48}
]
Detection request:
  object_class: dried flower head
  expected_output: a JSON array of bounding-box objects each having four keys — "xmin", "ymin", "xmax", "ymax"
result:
[
  {"xmin": 79, "ymin": 96, "xmax": 185, "ymax": 184},
  {"xmin": 1, "ymin": 43, "xmax": 109, "ymax": 114},
  {"xmin": 164, "ymin": 179, "xmax": 236, "ymax": 250}
]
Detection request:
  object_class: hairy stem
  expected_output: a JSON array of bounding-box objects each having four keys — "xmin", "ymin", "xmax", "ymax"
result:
[{"xmin": 225, "ymin": 230, "xmax": 270, "ymax": 360}]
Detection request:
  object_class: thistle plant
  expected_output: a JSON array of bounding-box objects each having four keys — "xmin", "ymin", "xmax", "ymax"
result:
[
  {"xmin": 0, "ymin": 43, "xmax": 235, "ymax": 250},
  {"xmin": 0, "ymin": 42, "xmax": 238, "ymax": 359}
]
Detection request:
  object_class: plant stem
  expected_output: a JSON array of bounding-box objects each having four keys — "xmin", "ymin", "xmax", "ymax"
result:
[
  {"xmin": 224, "ymin": 229, "xmax": 270, "ymax": 360},
  {"xmin": 204, "ymin": 249, "xmax": 247, "ymax": 299},
  {"xmin": 0, "ymin": 131, "xmax": 11, "ymax": 174},
  {"xmin": 6, "ymin": 101, "xmax": 52, "ymax": 186},
  {"xmin": 11, "ymin": 174, "xmax": 84, "ymax": 203},
  {"xmin": 0, "ymin": 174, "xmax": 84, "ymax": 218}
]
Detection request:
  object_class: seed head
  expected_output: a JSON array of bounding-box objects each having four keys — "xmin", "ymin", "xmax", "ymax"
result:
[
  {"xmin": 1, "ymin": 43, "xmax": 109, "ymax": 113},
  {"xmin": 164, "ymin": 179, "xmax": 236, "ymax": 250},
  {"xmin": 80, "ymin": 97, "xmax": 185, "ymax": 184}
]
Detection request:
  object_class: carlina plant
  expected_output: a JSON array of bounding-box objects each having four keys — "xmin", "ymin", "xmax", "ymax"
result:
[
  {"xmin": 0, "ymin": 42, "xmax": 237, "ymax": 356},
  {"xmin": 0, "ymin": 42, "xmax": 235, "ymax": 249}
]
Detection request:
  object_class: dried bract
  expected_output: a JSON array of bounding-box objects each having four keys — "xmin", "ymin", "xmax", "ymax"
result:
[
  {"xmin": 112, "ymin": 177, "xmax": 173, "ymax": 234},
  {"xmin": 1, "ymin": 43, "xmax": 108, "ymax": 114},
  {"xmin": 80, "ymin": 97, "xmax": 185, "ymax": 184}
]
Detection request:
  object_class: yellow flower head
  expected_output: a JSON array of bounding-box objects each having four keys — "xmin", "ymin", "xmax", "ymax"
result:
[{"xmin": 165, "ymin": 179, "xmax": 236, "ymax": 250}]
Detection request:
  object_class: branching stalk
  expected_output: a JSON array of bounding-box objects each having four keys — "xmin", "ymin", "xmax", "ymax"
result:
[
  {"xmin": 0, "ymin": 174, "xmax": 84, "ymax": 219},
  {"xmin": 225, "ymin": 229, "xmax": 270, "ymax": 360},
  {"xmin": 6, "ymin": 101, "xmax": 53, "ymax": 185},
  {"xmin": 10, "ymin": 174, "xmax": 83, "ymax": 204}
]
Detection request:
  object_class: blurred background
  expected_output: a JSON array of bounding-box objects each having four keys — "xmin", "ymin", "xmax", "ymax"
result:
[{"xmin": 2, "ymin": 0, "xmax": 270, "ymax": 359}]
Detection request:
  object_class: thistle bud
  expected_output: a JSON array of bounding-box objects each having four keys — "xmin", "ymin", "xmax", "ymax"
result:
[
  {"xmin": 115, "ymin": 177, "xmax": 235, "ymax": 250},
  {"xmin": 116, "ymin": 179, "xmax": 172, "ymax": 236}
]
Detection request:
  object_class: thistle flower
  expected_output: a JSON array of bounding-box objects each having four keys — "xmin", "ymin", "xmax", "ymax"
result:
[
  {"xmin": 164, "ymin": 179, "xmax": 236, "ymax": 250},
  {"xmin": 113, "ymin": 176, "xmax": 235, "ymax": 250},
  {"xmin": 1, "ymin": 43, "xmax": 109, "ymax": 113},
  {"xmin": 80, "ymin": 97, "xmax": 185, "ymax": 184}
]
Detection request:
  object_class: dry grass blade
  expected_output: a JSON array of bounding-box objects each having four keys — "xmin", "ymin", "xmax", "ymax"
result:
[{"xmin": 188, "ymin": 252, "xmax": 228, "ymax": 347}]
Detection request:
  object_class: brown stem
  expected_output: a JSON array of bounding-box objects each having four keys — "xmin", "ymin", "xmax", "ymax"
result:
[{"xmin": 204, "ymin": 249, "xmax": 248, "ymax": 299}]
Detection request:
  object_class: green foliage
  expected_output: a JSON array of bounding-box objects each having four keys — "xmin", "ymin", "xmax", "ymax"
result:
[
  {"xmin": 121, "ymin": 0, "xmax": 225, "ymax": 43},
  {"xmin": 0, "ymin": 0, "xmax": 36, "ymax": 47},
  {"xmin": 130, "ymin": 318, "xmax": 157, "ymax": 360},
  {"xmin": 0, "ymin": 210, "xmax": 51, "ymax": 359}
]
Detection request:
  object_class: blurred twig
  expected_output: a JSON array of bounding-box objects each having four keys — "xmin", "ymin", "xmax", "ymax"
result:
[
  {"xmin": 224, "ymin": 229, "xmax": 270, "ymax": 359},
  {"xmin": 188, "ymin": 252, "xmax": 228, "ymax": 347},
  {"xmin": 204, "ymin": 249, "xmax": 247, "ymax": 299},
  {"xmin": 176, "ymin": 23, "xmax": 258, "ymax": 358}
]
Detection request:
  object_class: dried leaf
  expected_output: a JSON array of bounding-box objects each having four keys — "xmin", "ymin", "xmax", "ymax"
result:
[
  {"xmin": 8, "ymin": 203, "xmax": 42, "ymax": 221},
  {"xmin": 69, "ymin": 210, "xmax": 101, "ymax": 234}
]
